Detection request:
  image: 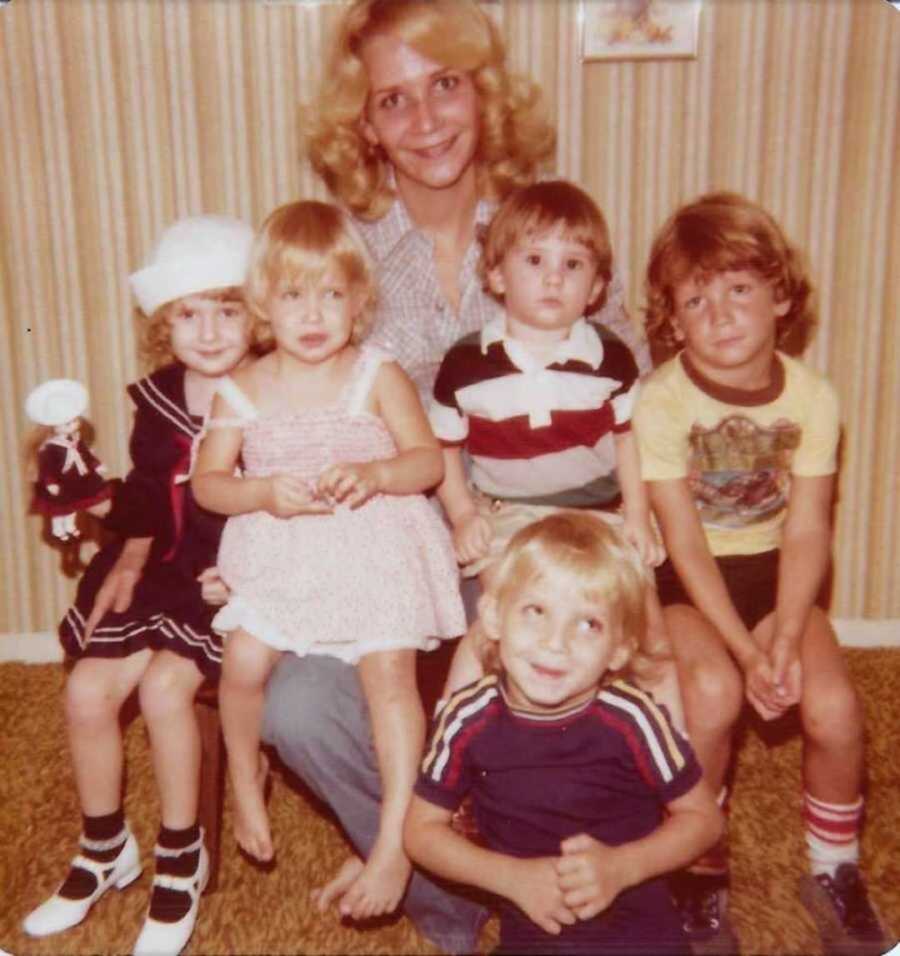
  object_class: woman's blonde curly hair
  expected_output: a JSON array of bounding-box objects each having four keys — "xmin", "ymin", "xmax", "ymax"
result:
[
  {"xmin": 305, "ymin": 0, "xmax": 556, "ymax": 221},
  {"xmin": 644, "ymin": 192, "xmax": 816, "ymax": 360}
]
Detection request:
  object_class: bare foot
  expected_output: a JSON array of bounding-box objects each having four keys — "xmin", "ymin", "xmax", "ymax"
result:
[
  {"xmin": 337, "ymin": 839, "xmax": 412, "ymax": 921},
  {"xmin": 232, "ymin": 751, "xmax": 273, "ymax": 861},
  {"xmin": 312, "ymin": 855, "xmax": 364, "ymax": 913}
]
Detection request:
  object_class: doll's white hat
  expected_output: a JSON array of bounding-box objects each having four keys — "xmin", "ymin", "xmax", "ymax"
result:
[
  {"xmin": 25, "ymin": 379, "xmax": 89, "ymax": 426},
  {"xmin": 129, "ymin": 215, "xmax": 255, "ymax": 316}
]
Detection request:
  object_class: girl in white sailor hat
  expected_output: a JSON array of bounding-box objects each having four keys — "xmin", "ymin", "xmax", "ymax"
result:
[
  {"xmin": 25, "ymin": 379, "xmax": 113, "ymax": 541},
  {"xmin": 23, "ymin": 214, "xmax": 257, "ymax": 956}
]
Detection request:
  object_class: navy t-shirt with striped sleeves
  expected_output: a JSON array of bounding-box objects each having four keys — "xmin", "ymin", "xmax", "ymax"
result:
[
  {"xmin": 430, "ymin": 317, "xmax": 641, "ymax": 509},
  {"xmin": 416, "ymin": 674, "xmax": 700, "ymax": 955}
]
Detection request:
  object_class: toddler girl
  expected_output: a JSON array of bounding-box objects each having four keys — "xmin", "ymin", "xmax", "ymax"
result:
[
  {"xmin": 22, "ymin": 214, "xmax": 256, "ymax": 956},
  {"xmin": 192, "ymin": 200, "xmax": 464, "ymax": 918}
]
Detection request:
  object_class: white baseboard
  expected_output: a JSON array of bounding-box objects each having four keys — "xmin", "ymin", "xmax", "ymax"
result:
[
  {"xmin": 1, "ymin": 620, "xmax": 897, "ymax": 664},
  {"xmin": 1, "ymin": 632, "xmax": 64, "ymax": 663}
]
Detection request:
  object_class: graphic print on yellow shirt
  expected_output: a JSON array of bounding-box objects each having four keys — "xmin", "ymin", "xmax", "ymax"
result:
[
  {"xmin": 633, "ymin": 351, "xmax": 840, "ymax": 557},
  {"xmin": 687, "ymin": 413, "xmax": 801, "ymax": 529}
]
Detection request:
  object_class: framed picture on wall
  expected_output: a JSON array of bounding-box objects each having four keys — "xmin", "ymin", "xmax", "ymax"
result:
[{"xmin": 580, "ymin": 0, "xmax": 701, "ymax": 62}]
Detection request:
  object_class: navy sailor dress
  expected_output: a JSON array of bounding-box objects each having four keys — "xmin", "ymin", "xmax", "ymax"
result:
[{"xmin": 59, "ymin": 363, "xmax": 225, "ymax": 678}]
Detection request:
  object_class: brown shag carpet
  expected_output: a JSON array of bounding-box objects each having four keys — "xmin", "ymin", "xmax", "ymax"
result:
[{"xmin": 2, "ymin": 649, "xmax": 898, "ymax": 956}]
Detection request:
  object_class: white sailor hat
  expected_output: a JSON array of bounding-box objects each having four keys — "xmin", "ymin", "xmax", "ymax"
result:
[
  {"xmin": 25, "ymin": 379, "xmax": 89, "ymax": 426},
  {"xmin": 129, "ymin": 215, "xmax": 255, "ymax": 316}
]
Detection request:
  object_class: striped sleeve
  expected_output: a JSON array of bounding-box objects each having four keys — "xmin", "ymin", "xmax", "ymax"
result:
[
  {"xmin": 415, "ymin": 676, "xmax": 501, "ymax": 811},
  {"xmin": 430, "ymin": 343, "xmax": 472, "ymax": 445},
  {"xmin": 597, "ymin": 680, "xmax": 702, "ymax": 802},
  {"xmin": 597, "ymin": 331, "xmax": 641, "ymax": 431}
]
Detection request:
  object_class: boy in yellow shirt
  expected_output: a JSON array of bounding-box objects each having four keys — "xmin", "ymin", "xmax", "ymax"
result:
[{"xmin": 633, "ymin": 192, "xmax": 892, "ymax": 956}]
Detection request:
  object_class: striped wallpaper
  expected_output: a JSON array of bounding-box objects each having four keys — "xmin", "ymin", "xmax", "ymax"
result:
[{"xmin": 1, "ymin": 0, "xmax": 897, "ymax": 634}]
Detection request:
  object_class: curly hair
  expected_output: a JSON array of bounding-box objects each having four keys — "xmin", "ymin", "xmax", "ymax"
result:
[
  {"xmin": 245, "ymin": 200, "xmax": 378, "ymax": 349},
  {"xmin": 305, "ymin": 0, "xmax": 555, "ymax": 221},
  {"xmin": 479, "ymin": 512, "xmax": 660, "ymax": 685},
  {"xmin": 137, "ymin": 286, "xmax": 253, "ymax": 370},
  {"xmin": 480, "ymin": 180, "xmax": 614, "ymax": 314},
  {"xmin": 644, "ymin": 192, "xmax": 816, "ymax": 359}
]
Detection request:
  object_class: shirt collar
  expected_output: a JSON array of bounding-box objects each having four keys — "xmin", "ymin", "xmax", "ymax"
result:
[
  {"xmin": 373, "ymin": 185, "xmax": 495, "ymax": 259},
  {"xmin": 480, "ymin": 316, "xmax": 605, "ymax": 371},
  {"xmin": 46, "ymin": 433, "xmax": 78, "ymax": 449}
]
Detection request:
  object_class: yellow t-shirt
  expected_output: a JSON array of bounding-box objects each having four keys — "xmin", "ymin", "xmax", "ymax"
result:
[{"xmin": 633, "ymin": 351, "xmax": 839, "ymax": 556}]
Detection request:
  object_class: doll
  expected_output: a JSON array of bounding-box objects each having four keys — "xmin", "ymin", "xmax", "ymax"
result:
[{"xmin": 26, "ymin": 379, "xmax": 113, "ymax": 541}]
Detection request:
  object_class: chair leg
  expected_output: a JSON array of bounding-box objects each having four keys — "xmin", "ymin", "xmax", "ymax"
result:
[{"xmin": 196, "ymin": 698, "xmax": 224, "ymax": 893}]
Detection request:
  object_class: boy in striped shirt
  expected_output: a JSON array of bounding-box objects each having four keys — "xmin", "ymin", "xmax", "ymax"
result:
[
  {"xmin": 431, "ymin": 181, "xmax": 665, "ymax": 694},
  {"xmin": 405, "ymin": 513, "xmax": 722, "ymax": 955}
]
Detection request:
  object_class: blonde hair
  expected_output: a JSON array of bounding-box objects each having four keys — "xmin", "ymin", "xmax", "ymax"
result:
[
  {"xmin": 305, "ymin": 0, "xmax": 555, "ymax": 220},
  {"xmin": 484, "ymin": 512, "xmax": 654, "ymax": 682},
  {"xmin": 138, "ymin": 286, "xmax": 250, "ymax": 370},
  {"xmin": 645, "ymin": 192, "xmax": 815, "ymax": 359},
  {"xmin": 245, "ymin": 200, "xmax": 378, "ymax": 348},
  {"xmin": 481, "ymin": 180, "xmax": 613, "ymax": 314}
]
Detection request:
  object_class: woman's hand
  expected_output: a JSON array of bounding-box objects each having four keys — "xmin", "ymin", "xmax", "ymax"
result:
[
  {"xmin": 197, "ymin": 566, "xmax": 230, "ymax": 606},
  {"xmin": 265, "ymin": 474, "xmax": 332, "ymax": 518},
  {"xmin": 317, "ymin": 462, "xmax": 383, "ymax": 509}
]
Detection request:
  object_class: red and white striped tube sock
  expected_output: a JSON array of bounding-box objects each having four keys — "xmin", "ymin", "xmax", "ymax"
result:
[{"xmin": 804, "ymin": 792, "xmax": 862, "ymax": 878}]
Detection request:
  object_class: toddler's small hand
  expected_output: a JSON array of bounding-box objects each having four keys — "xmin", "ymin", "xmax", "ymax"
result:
[
  {"xmin": 452, "ymin": 512, "xmax": 493, "ymax": 565},
  {"xmin": 266, "ymin": 474, "xmax": 332, "ymax": 518},
  {"xmin": 317, "ymin": 462, "xmax": 381, "ymax": 509}
]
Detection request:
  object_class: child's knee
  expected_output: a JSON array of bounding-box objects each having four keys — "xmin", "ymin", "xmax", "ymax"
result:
[
  {"xmin": 222, "ymin": 631, "xmax": 276, "ymax": 689},
  {"xmin": 803, "ymin": 680, "xmax": 863, "ymax": 748},
  {"xmin": 64, "ymin": 663, "xmax": 123, "ymax": 727},
  {"xmin": 359, "ymin": 647, "xmax": 417, "ymax": 692},
  {"xmin": 138, "ymin": 658, "xmax": 199, "ymax": 721},
  {"xmin": 683, "ymin": 654, "xmax": 743, "ymax": 724}
]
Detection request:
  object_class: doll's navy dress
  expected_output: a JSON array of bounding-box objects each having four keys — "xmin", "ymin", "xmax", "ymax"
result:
[{"xmin": 59, "ymin": 363, "xmax": 224, "ymax": 678}]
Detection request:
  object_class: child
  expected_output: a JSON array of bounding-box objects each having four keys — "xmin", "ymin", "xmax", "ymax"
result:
[
  {"xmin": 405, "ymin": 512, "xmax": 722, "ymax": 955},
  {"xmin": 633, "ymin": 192, "xmax": 892, "ymax": 955},
  {"xmin": 431, "ymin": 180, "xmax": 665, "ymax": 696},
  {"xmin": 22, "ymin": 214, "xmax": 256, "ymax": 956},
  {"xmin": 191, "ymin": 200, "xmax": 465, "ymax": 918}
]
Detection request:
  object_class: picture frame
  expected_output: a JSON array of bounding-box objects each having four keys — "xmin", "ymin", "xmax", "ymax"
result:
[{"xmin": 580, "ymin": 1, "xmax": 701, "ymax": 62}]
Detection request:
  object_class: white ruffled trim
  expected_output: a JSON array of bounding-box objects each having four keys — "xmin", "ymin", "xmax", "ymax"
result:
[
  {"xmin": 213, "ymin": 595, "xmax": 448, "ymax": 663},
  {"xmin": 212, "ymin": 596, "xmax": 303, "ymax": 653}
]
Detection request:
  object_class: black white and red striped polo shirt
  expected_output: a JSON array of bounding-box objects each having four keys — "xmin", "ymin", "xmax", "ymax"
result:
[{"xmin": 430, "ymin": 318, "xmax": 640, "ymax": 508}]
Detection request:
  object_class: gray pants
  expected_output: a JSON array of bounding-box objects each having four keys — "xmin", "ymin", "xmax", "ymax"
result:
[{"xmin": 261, "ymin": 653, "xmax": 487, "ymax": 955}]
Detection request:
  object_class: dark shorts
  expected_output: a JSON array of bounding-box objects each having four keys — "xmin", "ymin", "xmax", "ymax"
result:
[{"xmin": 655, "ymin": 549, "xmax": 779, "ymax": 632}]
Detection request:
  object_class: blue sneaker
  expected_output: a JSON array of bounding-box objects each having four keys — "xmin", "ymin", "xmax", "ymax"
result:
[
  {"xmin": 799, "ymin": 863, "xmax": 894, "ymax": 956},
  {"xmin": 670, "ymin": 872, "xmax": 740, "ymax": 956}
]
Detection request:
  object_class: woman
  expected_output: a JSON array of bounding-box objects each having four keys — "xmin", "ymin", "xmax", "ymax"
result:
[
  {"xmin": 261, "ymin": 3, "xmax": 650, "ymax": 952},
  {"xmin": 305, "ymin": 0, "xmax": 648, "ymax": 399}
]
